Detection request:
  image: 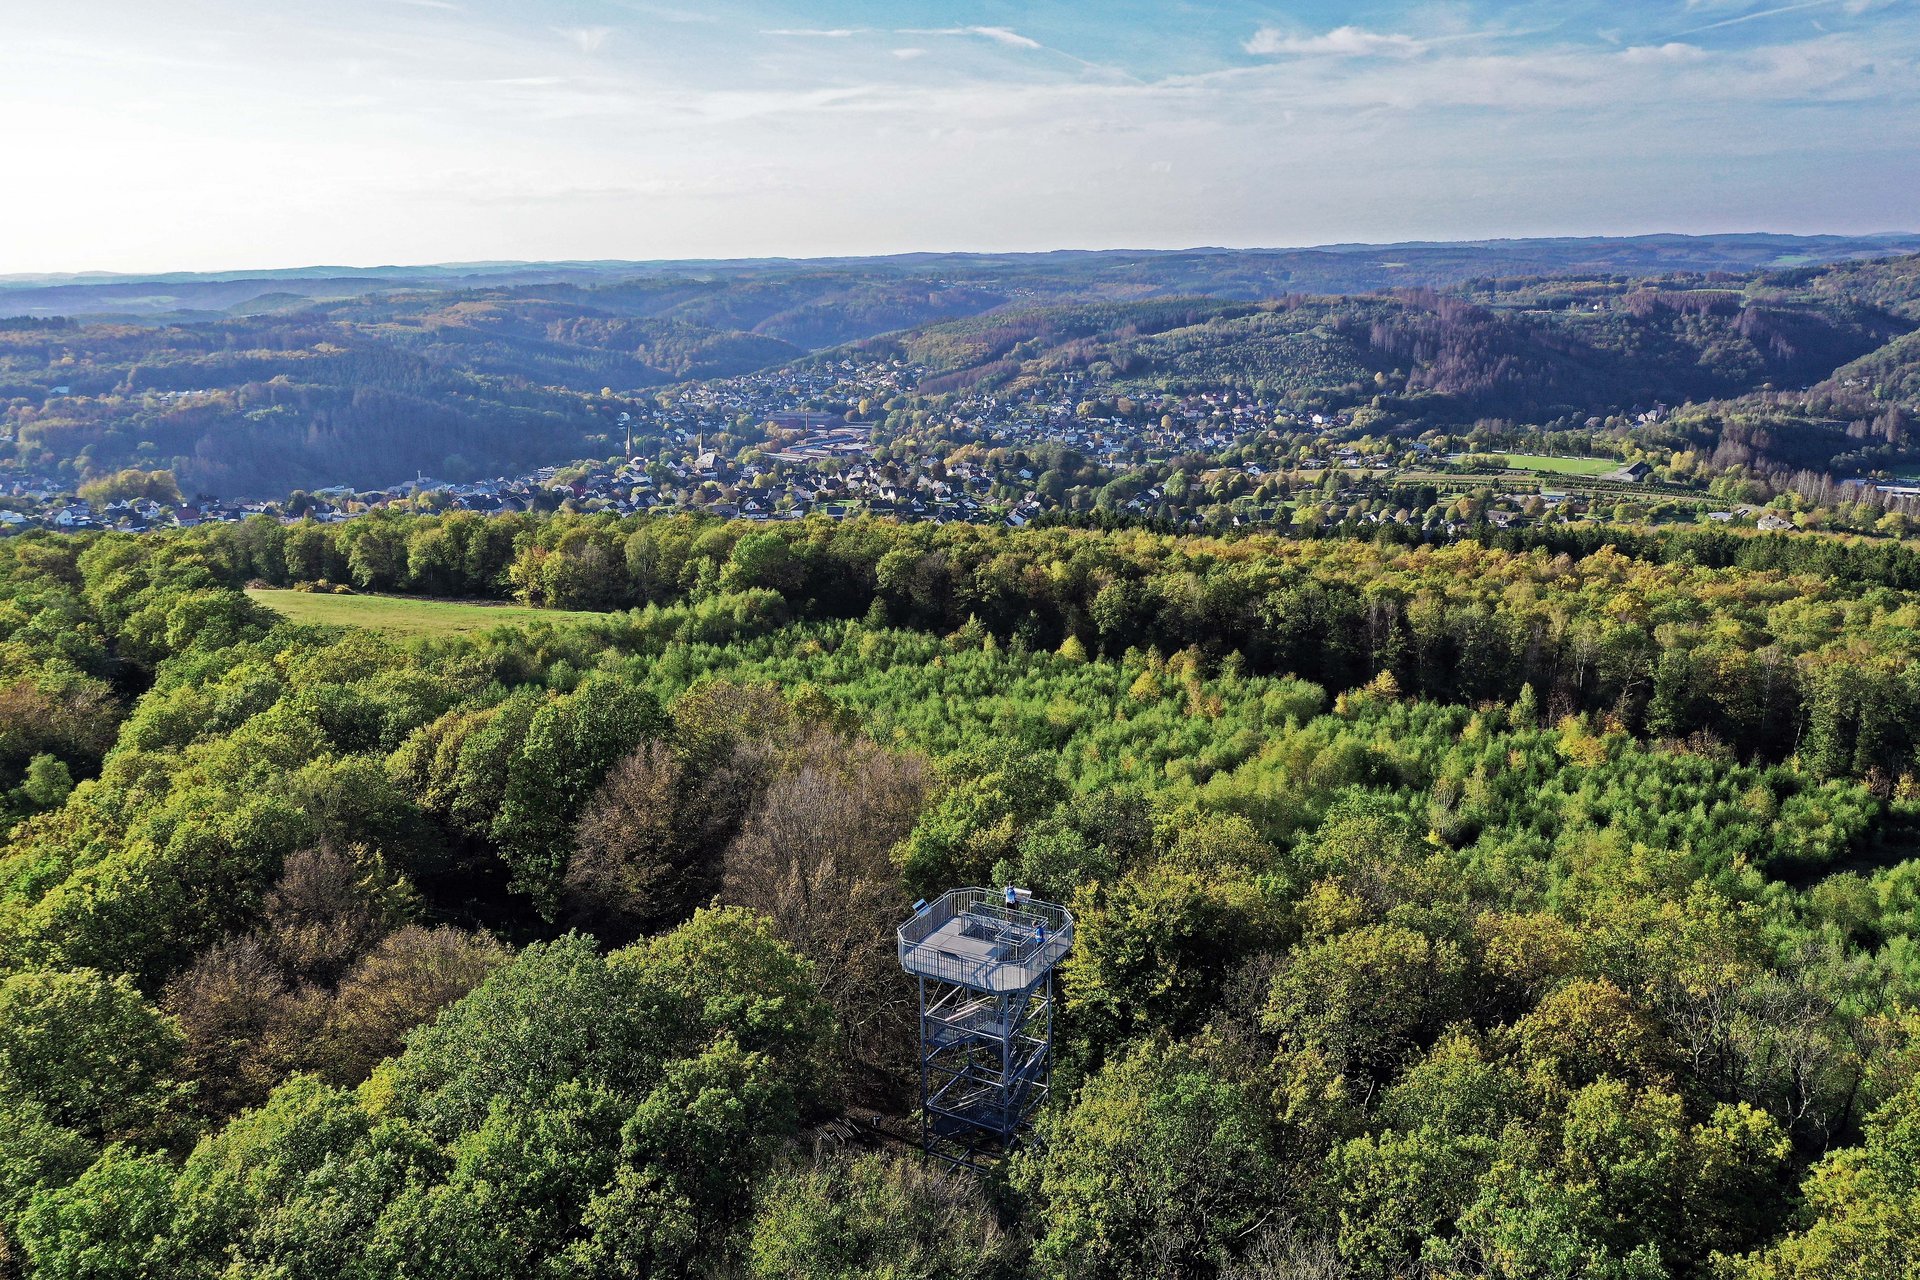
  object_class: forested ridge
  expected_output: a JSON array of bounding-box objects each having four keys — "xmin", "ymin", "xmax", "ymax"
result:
[
  {"xmin": 891, "ymin": 286, "xmax": 1904, "ymax": 417},
  {"xmin": 6, "ymin": 250, "xmax": 1920, "ymax": 500},
  {"xmin": 1, "ymin": 306, "xmax": 765, "ymax": 498},
  {"xmin": 0, "ymin": 272, "xmax": 1016, "ymax": 495},
  {"xmin": 3, "ymin": 512, "xmax": 1920, "ymax": 1278},
  {"xmin": 9, "ymin": 234, "xmax": 1912, "ymax": 321}
]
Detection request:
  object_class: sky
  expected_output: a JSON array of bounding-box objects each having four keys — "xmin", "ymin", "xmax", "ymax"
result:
[{"xmin": 3, "ymin": 0, "xmax": 1917, "ymax": 274}]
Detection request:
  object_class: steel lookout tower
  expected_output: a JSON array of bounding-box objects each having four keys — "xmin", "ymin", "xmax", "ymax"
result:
[{"xmin": 897, "ymin": 886, "xmax": 1074, "ymax": 1170}]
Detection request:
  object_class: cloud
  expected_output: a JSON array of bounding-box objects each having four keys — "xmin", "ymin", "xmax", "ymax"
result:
[
  {"xmin": 9, "ymin": 0, "xmax": 1919, "ymax": 272},
  {"xmin": 1244, "ymin": 26, "xmax": 1427, "ymax": 58},
  {"xmin": 963, "ymin": 26, "xmax": 1042, "ymax": 50},
  {"xmin": 903, "ymin": 26, "xmax": 1044, "ymax": 50},
  {"xmin": 404, "ymin": 167, "xmax": 796, "ymax": 208},
  {"xmin": 555, "ymin": 26, "xmax": 614, "ymax": 53},
  {"xmin": 1673, "ymin": 0, "xmax": 1850, "ymax": 35},
  {"xmin": 1684, "ymin": 0, "xmax": 1892, "ymax": 10},
  {"xmin": 1620, "ymin": 42, "xmax": 1711, "ymax": 63},
  {"xmin": 1230, "ymin": 31, "xmax": 1897, "ymax": 114},
  {"xmin": 627, "ymin": 3, "xmax": 720, "ymax": 23}
]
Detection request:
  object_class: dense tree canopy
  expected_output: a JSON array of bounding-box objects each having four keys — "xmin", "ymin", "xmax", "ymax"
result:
[{"xmin": 1, "ymin": 511, "xmax": 1918, "ymax": 1276}]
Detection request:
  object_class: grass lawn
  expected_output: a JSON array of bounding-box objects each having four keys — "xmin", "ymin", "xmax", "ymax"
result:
[
  {"xmin": 1497, "ymin": 453, "xmax": 1619, "ymax": 477},
  {"xmin": 247, "ymin": 588, "xmax": 609, "ymax": 638}
]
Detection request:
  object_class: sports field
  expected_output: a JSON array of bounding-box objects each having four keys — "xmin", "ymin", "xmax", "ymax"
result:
[{"xmin": 246, "ymin": 589, "xmax": 607, "ymax": 638}]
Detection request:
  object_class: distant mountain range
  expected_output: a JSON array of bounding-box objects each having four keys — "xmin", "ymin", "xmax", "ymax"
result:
[{"xmin": 5, "ymin": 233, "xmax": 1918, "ymax": 321}]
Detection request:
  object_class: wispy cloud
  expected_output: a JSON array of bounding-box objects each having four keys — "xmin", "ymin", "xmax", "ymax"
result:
[
  {"xmin": 414, "ymin": 169, "xmax": 791, "ymax": 206},
  {"xmin": 555, "ymin": 26, "xmax": 614, "ymax": 53},
  {"xmin": 4, "ymin": 0, "xmax": 1918, "ymax": 271},
  {"xmin": 1673, "ymin": 0, "xmax": 1851, "ymax": 35},
  {"xmin": 1244, "ymin": 26, "xmax": 1428, "ymax": 58},
  {"xmin": 902, "ymin": 26, "xmax": 1044, "ymax": 51},
  {"xmin": 624, "ymin": 3, "xmax": 720, "ymax": 23},
  {"xmin": 1620, "ymin": 42, "xmax": 1712, "ymax": 63},
  {"xmin": 765, "ymin": 23, "xmax": 1088, "ymax": 71}
]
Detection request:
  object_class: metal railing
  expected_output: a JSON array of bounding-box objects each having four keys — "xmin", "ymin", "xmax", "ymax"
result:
[{"xmin": 898, "ymin": 888, "xmax": 1074, "ymax": 993}]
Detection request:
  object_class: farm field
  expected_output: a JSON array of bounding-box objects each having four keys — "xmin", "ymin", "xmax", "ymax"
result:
[{"xmin": 246, "ymin": 588, "xmax": 608, "ymax": 637}]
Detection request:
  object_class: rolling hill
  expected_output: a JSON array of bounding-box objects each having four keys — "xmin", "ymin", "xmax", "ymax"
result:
[{"xmin": 4, "ymin": 245, "xmax": 1919, "ymax": 497}]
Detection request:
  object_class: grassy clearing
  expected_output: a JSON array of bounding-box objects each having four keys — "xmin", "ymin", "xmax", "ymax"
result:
[
  {"xmin": 247, "ymin": 588, "xmax": 607, "ymax": 638},
  {"xmin": 1496, "ymin": 453, "xmax": 1619, "ymax": 477}
]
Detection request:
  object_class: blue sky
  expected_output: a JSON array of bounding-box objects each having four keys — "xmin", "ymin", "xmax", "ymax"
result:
[{"xmin": 3, "ymin": 1, "xmax": 1916, "ymax": 272}]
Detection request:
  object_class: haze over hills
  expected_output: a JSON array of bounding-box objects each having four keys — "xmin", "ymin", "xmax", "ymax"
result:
[{"xmin": 5, "ymin": 233, "xmax": 1919, "ymax": 321}]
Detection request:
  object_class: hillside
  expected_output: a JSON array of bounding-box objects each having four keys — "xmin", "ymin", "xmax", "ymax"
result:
[
  {"xmin": 5, "ymin": 250, "xmax": 1920, "ymax": 499},
  {"xmin": 892, "ymin": 285, "xmax": 1906, "ymax": 415},
  {"xmin": 1768, "ymin": 249, "xmax": 1920, "ymax": 321}
]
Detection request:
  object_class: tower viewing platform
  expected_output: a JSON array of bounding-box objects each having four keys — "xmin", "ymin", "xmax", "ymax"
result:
[
  {"xmin": 898, "ymin": 887, "xmax": 1074, "ymax": 1170},
  {"xmin": 897, "ymin": 886, "xmax": 1073, "ymax": 994}
]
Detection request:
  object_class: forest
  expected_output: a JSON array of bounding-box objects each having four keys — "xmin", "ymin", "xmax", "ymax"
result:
[
  {"xmin": 5, "ymin": 246, "xmax": 1920, "ymax": 500},
  {"xmin": 894, "ymin": 287, "xmax": 1901, "ymax": 409},
  {"xmin": 1, "ymin": 509, "xmax": 1918, "ymax": 1278}
]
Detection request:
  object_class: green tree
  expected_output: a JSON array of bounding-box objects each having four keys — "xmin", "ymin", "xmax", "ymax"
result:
[
  {"xmin": 1064, "ymin": 815, "xmax": 1286, "ymax": 1061},
  {"xmin": 741, "ymin": 1152, "xmax": 1020, "ymax": 1280},
  {"xmin": 17, "ymin": 1145, "xmax": 179, "ymax": 1280},
  {"xmin": 1512, "ymin": 978, "xmax": 1677, "ymax": 1093},
  {"xmin": 12, "ymin": 752, "xmax": 74, "ymax": 812},
  {"xmin": 379, "ymin": 933, "xmax": 673, "ymax": 1140},
  {"xmin": 609, "ymin": 905, "xmax": 834, "ymax": 1101},
  {"xmin": 78, "ymin": 468, "xmax": 184, "ymax": 507},
  {"xmin": 570, "ymin": 1036, "xmax": 792, "ymax": 1276},
  {"xmin": 894, "ymin": 748, "xmax": 1067, "ymax": 893},
  {"xmin": 1426, "ymin": 1163, "xmax": 1664, "ymax": 1280},
  {"xmin": 164, "ymin": 1074, "xmax": 381, "ymax": 1279},
  {"xmin": 1332, "ymin": 1126, "xmax": 1497, "ymax": 1280},
  {"xmin": 343, "ymin": 518, "xmax": 410, "ymax": 593},
  {"xmin": 722, "ymin": 531, "xmax": 801, "ymax": 594},
  {"xmin": 1727, "ymin": 1074, "xmax": 1920, "ymax": 1279},
  {"xmin": 0, "ymin": 969, "xmax": 186, "ymax": 1143},
  {"xmin": 1016, "ymin": 1038, "xmax": 1279, "ymax": 1280},
  {"xmin": 1263, "ymin": 923, "xmax": 1469, "ymax": 1085},
  {"xmin": 493, "ymin": 676, "xmax": 666, "ymax": 913},
  {"xmin": 0, "ymin": 1094, "xmax": 94, "ymax": 1227}
]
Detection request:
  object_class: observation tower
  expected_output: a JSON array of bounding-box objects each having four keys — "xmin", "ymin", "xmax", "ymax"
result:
[{"xmin": 897, "ymin": 886, "xmax": 1074, "ymax": 1170}]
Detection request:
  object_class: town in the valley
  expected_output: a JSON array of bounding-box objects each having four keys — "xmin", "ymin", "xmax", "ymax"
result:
[{"xmin": 9, "ymin": 353, "xmax": 1917, "ymax": 539}]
